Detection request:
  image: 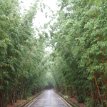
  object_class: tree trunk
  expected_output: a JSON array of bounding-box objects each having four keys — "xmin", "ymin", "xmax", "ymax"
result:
[{"xmin": 94, "ymin": 74, "xmax": 103, "ymax": 106}]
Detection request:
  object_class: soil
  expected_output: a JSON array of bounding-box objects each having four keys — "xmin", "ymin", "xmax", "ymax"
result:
[
  {"xmin": 70, "ymin": 97, "xmax": 85, "ymax": 107},
  {"xmin": 7, "ymin": 100, "xmax": 26, "ymax": 107}
]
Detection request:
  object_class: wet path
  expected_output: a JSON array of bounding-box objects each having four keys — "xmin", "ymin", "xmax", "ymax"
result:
[{"xmin": 26, "ymin": 89, "xmax": 71, "ymax": 107}]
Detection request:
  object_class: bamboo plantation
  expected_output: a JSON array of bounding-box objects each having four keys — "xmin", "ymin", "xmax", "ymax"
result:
[{"xmin": 0, "ymin": 0, "xmax": 107, "ymax": 107}]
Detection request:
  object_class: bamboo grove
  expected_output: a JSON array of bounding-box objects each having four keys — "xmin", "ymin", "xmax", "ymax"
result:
[
  {"xmin": 0, "ymin": 0, "xmax": 46, "ymax": 106},
  {"xmin": 1, "ymin": 0, "xmax": 107, "ymax": 107},
  {"xmin": 50, "ymin": 0, "xmax": 107, "ymax": 107}
]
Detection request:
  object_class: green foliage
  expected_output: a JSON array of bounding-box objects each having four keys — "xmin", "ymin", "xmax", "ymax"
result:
[
  {"xmin": 1, "ymin": 0, "xmax": 107, "ymax": 107},
  {"xmin": 0, "ymin": 0, "xmax": 46, "ymax": 106},
  {"xmin": 49, "ymin": 0, "xmax": 107, "ymax": 106}
]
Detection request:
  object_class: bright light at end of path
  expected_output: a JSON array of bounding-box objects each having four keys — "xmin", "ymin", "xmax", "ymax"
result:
[
  {"xmin": 46, "ymin": 72, "xmax": 52, "ymax": 77},
  {"xmin": 45, "ymin": 46, "xmax": 53, "ymax": 54}
]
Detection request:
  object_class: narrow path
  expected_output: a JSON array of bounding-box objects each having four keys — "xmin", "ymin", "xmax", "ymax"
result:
[{"xmin": 26, "ymin": 89, "xmax": 71, "ymax": 107}]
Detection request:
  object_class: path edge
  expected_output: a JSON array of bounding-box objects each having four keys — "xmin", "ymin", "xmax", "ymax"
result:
[
  {"xmin": 57, "ymin": 93, "xmax": 79, "ymax": 107},
  {"xmin": 17, "ymin": 92, "xmax": 42, "ymax": 107}
]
